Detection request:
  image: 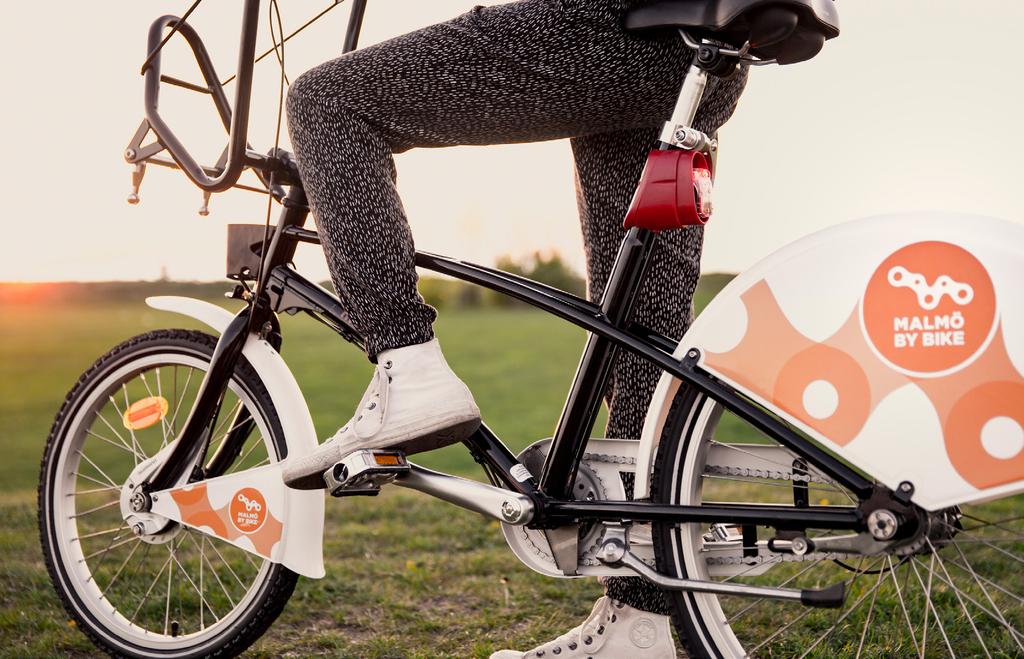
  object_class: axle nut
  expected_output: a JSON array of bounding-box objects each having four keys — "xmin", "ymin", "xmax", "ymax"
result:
[
  {"xmin": 500, "ymin": 499, "xmax": 523, "ymax": 524},
  {"xmin": 598, "ymin": 540, "xmax": 626, "ymax": 564},
  {"xmin": 867, "ymin": 509, "xmax": 899, "ymax": 541},
  {"xmin": 129, "ymin": 490, "xmax": 150, "ymax": 513}
]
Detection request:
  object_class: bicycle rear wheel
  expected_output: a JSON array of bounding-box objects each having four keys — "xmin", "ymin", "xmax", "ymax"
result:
[
  {"xmin": 651, "ymin": 387, "xmax": 1024, "ymax": 658},
  {"xmin": 39, "ymin": 329, "xmax": 297, "ymax": 658}
]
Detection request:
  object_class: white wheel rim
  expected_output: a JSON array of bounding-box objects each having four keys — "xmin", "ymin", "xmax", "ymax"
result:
[
  {"xmin": 664, "ymin": 395, "xmax": 1024, "ymax": 657},
  {"xmin": 48, "ymin": 349, "xmax": 279, "ymax": 653}
]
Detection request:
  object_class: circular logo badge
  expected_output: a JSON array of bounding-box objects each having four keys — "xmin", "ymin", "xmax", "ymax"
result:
[
  {"xmin": 229, "ymin": 487, "xmax": 267, "ymax": 534},
  {"xmin": 630, "ymin": 618, "xmax": 658, "ymax": 649},
  {"xmin": 862, "ymin": 241, "xmax": 996, "ymax": 376}
]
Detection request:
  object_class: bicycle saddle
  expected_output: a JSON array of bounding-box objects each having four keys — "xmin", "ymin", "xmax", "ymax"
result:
[{"xmin": 625, "ymin": 0, "xmax": 839, "ymax": 64}]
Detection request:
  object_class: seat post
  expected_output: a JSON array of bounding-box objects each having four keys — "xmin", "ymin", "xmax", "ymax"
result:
[{"xmin": 659, "ymin": 61, "xmax": 709, "ymax": 146}]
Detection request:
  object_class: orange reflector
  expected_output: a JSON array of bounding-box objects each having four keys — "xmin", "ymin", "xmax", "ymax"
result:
[
  {"xmin": 122, "ymin": 396, "xmax": 169, "ymax": 431},
  {"xmin": 374, "ymin": 453, "xmax": 402, "ymax": 466}
]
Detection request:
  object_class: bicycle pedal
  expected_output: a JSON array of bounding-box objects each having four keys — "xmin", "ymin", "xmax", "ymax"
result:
[{"xmin": 324, "ymin": 449, "xmax": 410, "ymax": 497}]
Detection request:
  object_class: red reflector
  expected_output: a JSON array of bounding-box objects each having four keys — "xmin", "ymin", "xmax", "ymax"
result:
[{"xmin": 692, "ymin": 167, "xmax": 713, "ymax": 221}]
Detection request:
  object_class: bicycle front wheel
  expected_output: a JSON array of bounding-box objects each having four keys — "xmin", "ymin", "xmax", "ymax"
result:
[
  {"xmin": 39, "ymin": 329, "xmax": 297, "ymax": 658},
  {"xmin": 651, "ymin": 387, "xmax": 1024, "ymax": 658}
]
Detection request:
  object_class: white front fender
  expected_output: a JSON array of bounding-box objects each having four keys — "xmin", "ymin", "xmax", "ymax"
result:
[{"xmin": 146, "ymin": 296, "xmax": 325, "ymax": 578}]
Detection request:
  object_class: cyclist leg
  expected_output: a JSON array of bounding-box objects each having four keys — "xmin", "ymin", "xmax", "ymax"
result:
[
  {"xmin": 282, "ymin": 0, "xmax": 713, "ymax": 490},
  {"xmin": 285, "ymin": 0, "xmax": 697, "ymax": 357},
  {"xmin": 285, "ymin": 0, "xmax": 747, "ymax": 635}
]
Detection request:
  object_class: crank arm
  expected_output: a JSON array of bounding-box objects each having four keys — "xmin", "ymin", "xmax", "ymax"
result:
[
  {"xmin": 597, "ymin": 530, "xmax": 845, "ymax": 609},
  {"xmin": 394, "ymin": 463, "xmax": 535, "ymax": 526}
]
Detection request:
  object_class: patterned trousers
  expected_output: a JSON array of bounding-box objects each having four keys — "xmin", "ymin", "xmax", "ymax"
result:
[{"xmin": 287, "ymin": 0, "xmax": 747, "ymax": 615}]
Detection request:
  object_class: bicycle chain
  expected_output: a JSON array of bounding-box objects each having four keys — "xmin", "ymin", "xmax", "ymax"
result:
[
  {"xmin": 514, "ymin": 448, "xmax": 853, "ymax": 568},
  {"xmin": 703, "ymin": 463, "xmax": 839, "ymax": 486}
]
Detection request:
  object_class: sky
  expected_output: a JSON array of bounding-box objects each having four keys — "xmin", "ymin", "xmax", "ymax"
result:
[{"xmin": 2, "ymin": 1, "xmax": 1023, "ymax": 282}]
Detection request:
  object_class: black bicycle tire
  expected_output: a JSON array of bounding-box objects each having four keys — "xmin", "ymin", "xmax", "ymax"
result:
[
  {"xmin": 650, "ymin": 385, "xmax": 728, "ymax": 659},
  {"xmin": 38, "ymin": 329, "xmax": 298, "ymax": 658}
]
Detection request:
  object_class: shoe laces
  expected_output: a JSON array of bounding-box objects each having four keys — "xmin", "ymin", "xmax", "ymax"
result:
[
  {"xmin": 526, "ymin": 597, "xmax": 620, "ymax": 656},
  {"xmin": 332, "ymin": 360, "xmax": 391, "ymax": 439}
]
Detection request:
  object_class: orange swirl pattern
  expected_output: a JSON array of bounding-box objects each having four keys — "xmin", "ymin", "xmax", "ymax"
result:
[
  {"xmin": 704, "ymin": 279, "xmax": 1024, "ymax": 489},
  {"xmin": 170, "ymin": 483, "xmax": 284, "ymax": 558}
]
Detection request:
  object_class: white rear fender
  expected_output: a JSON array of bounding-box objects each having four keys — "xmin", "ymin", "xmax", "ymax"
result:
[
  {"xmin": 636, "ymin": 214, "xmax": 1024, "ymax": 511},
  {"xmin": 145, "ymin": 296, "xmax": 325, "ymax": 578}
]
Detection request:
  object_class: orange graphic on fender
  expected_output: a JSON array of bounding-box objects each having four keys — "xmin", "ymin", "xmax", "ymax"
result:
[
  {"xmin": 230, "ymin": 488, "xmax": 268, "ymax": 534},
  {"xmin": 862, "ymin": 241, "xmax": 997, "ymax": 376},
  {"xmin": 169, "ymin": 483, "xmax": 283, "ymax": 558},
  {"xmin": 704, "ymin": 241, "xmax": 1024, "ymax": 490}
]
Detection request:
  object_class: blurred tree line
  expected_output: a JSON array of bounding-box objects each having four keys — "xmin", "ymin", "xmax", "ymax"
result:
[{"xmin": 418, "ymin": 251, "xmax": 586, "ymax": 310}]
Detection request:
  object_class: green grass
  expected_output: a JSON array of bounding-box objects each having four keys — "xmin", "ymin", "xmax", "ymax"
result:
[
  {"xmin": 7, "ymin": 277, "xmax": 1019, "ymax": 657},
  {"xmin": 12, "ymin": 276, "xmax": 1019, "ymax": 654},
  {"xmin": 0, "ymin": 279, "xmax": 730, "ymax": 658}
]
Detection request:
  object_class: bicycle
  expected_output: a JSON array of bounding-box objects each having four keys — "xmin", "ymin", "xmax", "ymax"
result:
[{"xmin": 38, "ymin": 0, "xmax": 1024, "ymax": 656}]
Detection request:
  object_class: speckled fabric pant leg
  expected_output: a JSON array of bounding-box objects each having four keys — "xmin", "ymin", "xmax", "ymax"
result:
[{"xmin": 287, "ymin": 0, "xmax": 746, "ymax": 615}]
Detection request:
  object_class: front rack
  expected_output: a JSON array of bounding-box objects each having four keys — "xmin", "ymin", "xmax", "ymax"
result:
[{"xmin": 123, "ymin": 0, "xmax": 367, "ymax": 205}]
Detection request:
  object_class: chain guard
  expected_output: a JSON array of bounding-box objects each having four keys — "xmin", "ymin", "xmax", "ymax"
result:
[{"xmin": 501, "ymin": 438, "xmax": 656, "ymax": 578}]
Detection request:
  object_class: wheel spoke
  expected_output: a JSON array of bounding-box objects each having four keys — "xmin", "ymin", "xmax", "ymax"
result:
[
  {"xmin": 81, "ymin": 535, "xmax": 137, "ymax": 561},
  {"xmin": 747, "ymin": 606, "xmax": 815, "ymax": 655},
  {"xmin": 85, "ymin": 428, "xmax": 141, "ymax": 460},
  {"xmin": 226, "ymin": 437, "xmax": 264, "ymax": 474},
  {"xmin": 912, "ymin": 556, "xmax": 1024, "ymax": 644},
  {"xmin": 954, "ymin": 529, "xmax": 1024, "ymax": 567},
  {"xmin": 946, "ymin": 539, "xmax": 1024, "ymax": 653},
  {"xmin": 962, "ymin": 512, "xmax": 1024, "ymax": 534},
  {"xmin": 75, "ymin": 525, "xmax": 127, "ymax": 542},
  {"xmin": 207, "ymin": 539, "xmax": 248, "ymax": 590},
  {"xmin": 855, "ymin": 569, "xmax": 885, "ymax": 659},
  {"xmin": 165, "ymin": 368, "xmax": 195, "ymax": 444},
  {"xmin": 72, "ymin": 470, "xmax": 117, "ymax": 490},
  {"xmin": 93, "ymin": 410, "xmax": 144, "ymax": 463},
  {"xmin": 70, "ymin": 498, "xmax": 120, "ymax": 519},
  {"xmin": 74, "ymin": 449, "xmax": 119, "ymax": 489},
  {"xmin": 100, "ymin": 539, "xmax": 143, "ymax": 599},
  {"xmin": 907, "ymin": 553, "xmax": 955, "ymax": 657},
  {"xmin": 200, "ymin": 548, "xmax": 237, "ymax": 609},
  {"xmin": 163, "ymin": 538, "xmax": 175, "ymax": 635},
  {"xmin": 797, "ymin": 558, "xmax": 879, "ymax": 658},
  {"xmin": 172, "ymin": 534, "xmax": 221, "ymax": 624},
  {"xmin": 944, "ymin": 553, "xmax": 1024, "ymax": 605},
  {"xmin": 886, "ymin": 554, "xmax": 921, "ymax": 657},
  {"xmin": 132, "ymin": 552, "xmax": 173, "ymax": 623},
  {"xmin": 926, "ymin": 538, "xmax": 992, "ymax": 657},
  {"xmin": 70, "ymin": 485, "xmax": 120, "ymax": 497}
]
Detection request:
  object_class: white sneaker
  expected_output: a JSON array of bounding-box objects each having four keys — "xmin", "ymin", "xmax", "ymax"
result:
[
  {"xmin": 283, "ymin": 339, "xmax": 481, "ymax": 490},
  {"xmin": 489, "ymin": 597, "xmax": 677, "ymax": 659}
]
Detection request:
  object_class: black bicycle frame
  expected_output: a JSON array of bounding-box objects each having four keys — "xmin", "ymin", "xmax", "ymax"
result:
[{"xmin": 138, "ymin": 0, "xmax": 873, "ymax": 534}]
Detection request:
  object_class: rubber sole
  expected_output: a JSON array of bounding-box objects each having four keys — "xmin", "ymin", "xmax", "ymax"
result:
[{"xmin": 284, "ymin": 416, "xmax": 482, "ymax": 490}]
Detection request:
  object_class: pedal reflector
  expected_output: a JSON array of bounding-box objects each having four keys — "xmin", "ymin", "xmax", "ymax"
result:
[
  {"xmin": 325, "ymin": 450, "xmax": 410, "ymax": 497},
  {"xmin": 374, "ymin": 453, "xmax": 403, "ymax": 466}
]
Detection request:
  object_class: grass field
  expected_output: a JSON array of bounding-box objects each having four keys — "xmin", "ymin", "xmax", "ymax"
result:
[
  {"xmin": 0, "ymin": 277, "xmax": 729, "ymax": 658},
  {"xmin": 6, "ymin": 277, "xmax": 1021, "ymax": 658}
]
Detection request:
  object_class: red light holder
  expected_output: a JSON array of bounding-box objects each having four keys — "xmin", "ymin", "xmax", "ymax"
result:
[{"xmin": 623, "ymin": 149, "xmax": 714, "ymax": 231}]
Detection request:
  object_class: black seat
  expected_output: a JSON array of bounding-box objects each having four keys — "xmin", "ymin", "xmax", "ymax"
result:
[{"xmin": 625, "ymin": 0, "xmax": 839, "ymax": 65}]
